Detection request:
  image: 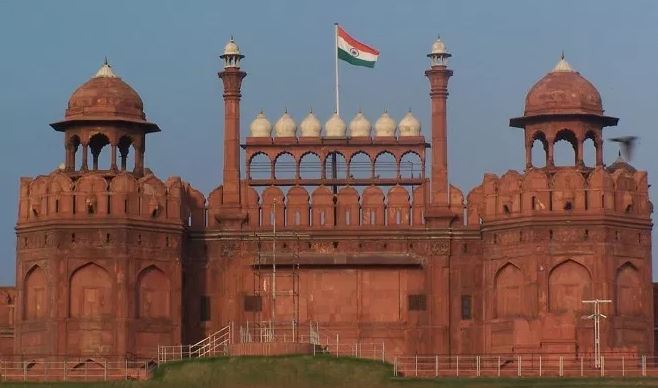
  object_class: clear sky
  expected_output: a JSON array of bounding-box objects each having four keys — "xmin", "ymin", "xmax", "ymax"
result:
[{"xmin": 1, "ymin": 0, "xmax": 657, "ymax": 285}]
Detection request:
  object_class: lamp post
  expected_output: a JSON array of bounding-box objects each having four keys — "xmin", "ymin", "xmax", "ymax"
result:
[{"xmin": 582, "ymin": 299, "xmax": 612, "ymax": 368}]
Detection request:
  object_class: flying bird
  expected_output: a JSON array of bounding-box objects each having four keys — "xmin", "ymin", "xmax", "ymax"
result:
[{"xmin": 608, "ymin": 136, "xmax": 638, "ymax": 161}]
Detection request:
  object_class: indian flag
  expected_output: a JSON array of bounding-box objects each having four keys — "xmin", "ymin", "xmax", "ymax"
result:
[{"xmin": 337, "ymin": 25, "xmax": 380, "ymax": 68}]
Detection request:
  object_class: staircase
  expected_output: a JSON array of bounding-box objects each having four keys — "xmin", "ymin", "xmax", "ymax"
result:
[{"xmin": 158, "ymin": 324, "xmax": 231, "ymax": 363}]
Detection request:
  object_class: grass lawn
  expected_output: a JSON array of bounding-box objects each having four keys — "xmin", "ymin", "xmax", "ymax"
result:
[{"xmin": 2, "ymin": 355, "xmax": 658, "ymax": 388}]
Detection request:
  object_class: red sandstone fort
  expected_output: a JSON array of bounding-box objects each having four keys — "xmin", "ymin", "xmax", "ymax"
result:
[{"xmin": 0, "ymin": 36, "xmax": 654, "ymax": 363}]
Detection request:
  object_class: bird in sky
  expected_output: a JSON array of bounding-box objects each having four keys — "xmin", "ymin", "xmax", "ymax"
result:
[{"xmin": 608, "ymin": 136, "xmax": 638, "ymax": 161}]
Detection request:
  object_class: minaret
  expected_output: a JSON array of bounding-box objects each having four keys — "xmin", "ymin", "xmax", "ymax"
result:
[
  {"xmin": 425, "ymin": 36, "xmax": 453, "ymax": 211},
  {"xmin": 218, "ymin": 37, "xmax": 246, "ymax": 207}
]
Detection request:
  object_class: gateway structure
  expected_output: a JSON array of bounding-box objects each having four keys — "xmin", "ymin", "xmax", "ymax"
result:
[{"xmin": 0, "ymin": 37, "xmax": 653, "ymax": 360}]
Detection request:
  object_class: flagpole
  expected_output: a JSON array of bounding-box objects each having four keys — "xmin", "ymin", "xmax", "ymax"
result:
[{"xmin": 334, "ymin": 22, "xmax": 340, "ymax": 116}]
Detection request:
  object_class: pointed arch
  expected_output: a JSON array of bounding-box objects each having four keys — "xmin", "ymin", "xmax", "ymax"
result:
[
  {"xmin": 69, "ymin": 263, "xmax": 113, "ymax": 319},
  {"xmin": 24, "ymin": 265, "xmax": 47, "ymax": 320},
  {"xmin": 137, "ymin": 265, "xmax": 170, "ymax": 319},
  {"xmin": 548, "ymin": 259, "xmax": 591, "ymax": 313},
  {"xmin": 494, "ymin": 263, "xmax": 524, "ymax": 318},
  {"xmin": 616, "ymin": 262, "xmax": 642, "ymax": 316}
]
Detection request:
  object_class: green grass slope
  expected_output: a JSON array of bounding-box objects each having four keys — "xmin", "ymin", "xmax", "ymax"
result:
[{"xmin": 3, "ymin": 355, "xmax": 658, "ymax": 388}]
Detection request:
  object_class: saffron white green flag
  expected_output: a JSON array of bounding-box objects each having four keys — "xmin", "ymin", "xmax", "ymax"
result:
[{"xmin": 337, "ymin": 26, "xmax": 380, "ymax": 68}]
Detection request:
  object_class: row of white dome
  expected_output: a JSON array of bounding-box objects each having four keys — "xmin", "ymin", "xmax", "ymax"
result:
[{"xmin": 249, "ymin": 111, "xmax": 422, "ymax": 138}]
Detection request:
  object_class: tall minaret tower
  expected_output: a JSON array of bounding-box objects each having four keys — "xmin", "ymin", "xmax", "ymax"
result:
[
  {"xmin": 425, "ymin": 36, "xmax": 453, "ymax": 224},
  {"xmin": 218, "ymin": 37, "xmax": 246, "ymax": 214}
]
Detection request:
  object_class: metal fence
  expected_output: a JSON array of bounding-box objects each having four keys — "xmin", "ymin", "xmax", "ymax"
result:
[
  {"xmin": 393, "ymin": 354, "xmax": 658, "ymax": 378},
  {"xmin": 158, "ymin": 324, "xmax": 231, "ymax": 363},
  {"xmin": 0, "ymin": 359, "xmax": 154, "ymax": 382}
]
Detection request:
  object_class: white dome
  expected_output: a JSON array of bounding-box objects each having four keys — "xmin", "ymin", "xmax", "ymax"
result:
[
  {"xmin": 224, "ymin": 38, "xmax": 240, "ymax": 56},
  {"xmin": 349, "ymin": 112, "xmax": 371, "ymax": 137},
  {"xmin": 398, "ymin": 111, "xmax": 421, "ymax": 136},
  {"xmin": 249, "ymin": 111, "xmax": 272, "ymax": 137},
  {"xmin": 430, "ymin": 37, "xmax": 448, "ymax": 55},
  {"xmin": 374, "ymin": 112, "xmax": 396, "ymax": 137},
  {"xmin": 324, "ymin": 113, "xmax": 346, "ymax": 137},
  {"xmin": 299, "ymin": 111, "xmax": 321, "ymax": 137},
  {"xmin": 274, "ymin": 111, "xmax": 296, "ymax": 137}
]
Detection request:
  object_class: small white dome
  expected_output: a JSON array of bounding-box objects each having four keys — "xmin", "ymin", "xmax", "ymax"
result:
[
  {"xmin": 249, "ymin": 111, "xmax": 272, "ymax": 137},
  {"xmin": 374, "ymin": 112, "xmax": 397, "ymax": 137},
  {"xmin": 224, "ymin": 37, "xmax": 240, "ymax": 56},
  {"xmin": 94, "ymin": 58, "xmax": 118, "ymax": 78},
  {"xmin": 324, "ymin": 113, "xmax": 346, "ymax": 137},
  {"xmin": 299, "ymin": 111, "xmax": 321, "ymax": 137},
  {"xmin": 398, "ymin": 111, "xmax": 421, "ymax": 136},
  {"xmin": 430, "ymin": 37, "xmax": 448, "ymax": 55},
  {"xmin": 274, "ymin": 111, "xmax": 296, "ymax": 137},
  {"xmin": 349, "ymin": 112, "xmax": 371, "ymax": 137}
]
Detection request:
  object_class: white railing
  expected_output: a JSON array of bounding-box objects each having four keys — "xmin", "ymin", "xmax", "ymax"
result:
[
  {"xmin": 158, "ymin": 323, "xmax": 232, "ymax": 363},
  {"xmin": 0, "ymin": 359, "xmax": 154, "ymax": 382},
  {"xmin": 393, "ymin": 354, "xmax": 658, "ymax": 378}
]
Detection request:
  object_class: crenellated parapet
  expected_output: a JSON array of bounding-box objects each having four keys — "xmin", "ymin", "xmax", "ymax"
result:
[
  {"xmin": 17, "ymin": 170, "xmax": 204, "ymax": 228},
  {"xmin": 465, "ymin": 165, "xmax": 651, "ymax": 224}
]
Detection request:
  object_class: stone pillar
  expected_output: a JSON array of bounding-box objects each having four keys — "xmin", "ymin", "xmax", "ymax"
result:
[
  {"xmin": 425, "ymin": 65, "xmax": 453, "ymax": 207},
  {"xmin": 576, "ymin": 139, "xmax": 584, "ymax": 166},
  {"xmin": 595, "ymin": 138, "xmax": 603, "ymax": 166},
  {"xmin": 111, "ymin": 144, "xmax": 118, "ymax": 170},
  {"xmin": 81, "ymin": 143, "xmax": 89, "ymax": 171},
  {"xmin": 218, "ymin": 67, "xmax": 247, "ymax": 206},
  {"xmin": 525, "ymin": 140, "xmax": 533, "ymax": 169}
]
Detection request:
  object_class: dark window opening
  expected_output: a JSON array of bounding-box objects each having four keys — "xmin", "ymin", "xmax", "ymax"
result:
[
  {"xmin": 200, "ymin": 296, "xmax": 211, "ymax": 322},
  {"xmin": 408, "ymin": 294, "xmax": 427, "ymax": 311},
  {"xmin": 461, "ymin": 295, "xmax": 472, "ymax": 320},
  {"xmin": 564, "ymin": 201, "xmax": 572, "ymax": 211},
  {"xmin": 244, "ymin": 295, "xmax": 262, "ymax": 312}
]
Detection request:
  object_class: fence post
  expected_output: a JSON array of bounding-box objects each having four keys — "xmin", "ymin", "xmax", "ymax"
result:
[
  {"xmin": 539, "ymin": 356, "xmax": 542, "ymax": 377},
  {"xmin": 382, "ymin": 342, "xmax": 385, "ymax": 363},
  {"xmin": 642, "ymin": 355, "xmax": 647, "ymax": 377},
  {"xmin": 125, "ymin": 359, "xmax": 128, "ymax": 380},
  {"xmin": 64, "ymin": 360, "xmax": 67, "ymax": 381},
  {"xmin": 435, "ymin": 355, "xmax": 438, "ymax": 377},
  {"xmin": 415, "ymin": 355, "xmax": 418, "ymax": 377},
  {"xmin": 336, "ymin": 334, "xmax": 339, "ymax": 358},
  {"xmin": 600, "ymin": 356, "xmax": 605, "ymax": 377},
  {"xmin": 580, "ymin": 356, "xmax": 583, "ymax": 377},
  {"xmin": 517, "ymin": 355, "xmax": 521, "ymax": 377},
  {"xmin": 394, "ymin": 356, "xmax": 397, "ymax": 377},
  {"xmin": 23, "ymin": 361, "xmax": 26, "ymax": 382},
  {"xmin": 476, "ymin": 356, "xmax": 480, "ymax": 377},
  {"xmin": 622, "ymin": 356, "xmax": 625, "ymax": 377},
  {"xmin": 104, "ymin": 360, "xmax": 107, "ymax": 381},
  {"xmin": 559, "ymin": 356, "xmax": 563, "ymax": 377},
  {"xmin": 497, "ymin": 356, "xmax": 501, "ymax": 377},
  {"xmin": 456, "ymin": 355, "xmax": 459, "ymax": 377}
]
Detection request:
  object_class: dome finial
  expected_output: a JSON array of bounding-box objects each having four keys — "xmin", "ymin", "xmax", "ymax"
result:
[
  {"xmin": 94, "ymin": 58, "xmax": 118, "ymax": 78},
  {"xmin": 104, "ymin": 56, "xmax": 108, "ymax": 66},
  {"xmin": 552, "ymin": 52, "xmax": 574, "ymax": 73}
]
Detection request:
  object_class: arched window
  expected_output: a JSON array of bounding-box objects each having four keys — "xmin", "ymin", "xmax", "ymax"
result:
[
  {"xmin": 553, "ymin": 129, "xmax": 577, "ymax": 166},
  {"xmin": 348, "ymin": 152, "xmax": 372, "ymax": 179},
  {"xmin": 274, "ymin": 152, "xmax": 296, "ymax": 180},
  {"xmin": 137, "ymin": 266, "xmax": 170, "ymax": 319},
  {"xmin": 616, "ymin": 263, "xmax": 642, "ymax": 316},
  {"xmin": 69, "ymin": 135, "xmax": 81, "ymax": 170},
  {"xmin": 69, "ymin": 263, "xmax": 113, "ymax": 319},
  {"xmin": 494, "ymin": 263, "xmax": 524, "ymax": 318},
  {"xmin": 24, "ymin": 266, "xmax": 47, "ymax": 320},
  {"xmin": 583, "ymin": 131, "xmax": 597, "ymax": 167},
  {"xmin": 324, "ymin": 152, "xmax": 347, "ymax": 179},
  {"xmin": 89, "ymin": 133, "xmax": 111, "ymax": 170},
  {"xmin": 374, "ymin": 151, "xmax": 397, "ymax": 179},
  {"xmin": 249, "ymin": 153, "xmax": 271, "ymax": 180},
  {"xmin": 548, "ymin": 260, "xmax": 591, "ymax": 313},
  {"xmin": 531, "ymin": 132, "xmax": 548, "ymax": 168},
  {"xmin": 400, "ymin": 152, "xmax": 422, "ymax": 178},
  {"xmin": 299, "ymin": 152, "xmax": 322, "ymax": 179}
]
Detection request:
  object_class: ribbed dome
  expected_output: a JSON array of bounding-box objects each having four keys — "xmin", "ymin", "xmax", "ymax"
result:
[
  {"xmin": 398, "ymin": 111, "xmax": 421, "ymax": 136},
  {"xmin": 299, "ymin": 111, "xmax": 321, "ymax": 136},
  {"xmin": 325, "ymin": 113, "xmax": 346, "ymax": 137},
  {"xmin": 524, "ymin": 57, "xmax": 603, "ymax": 117},
  {"xmin": 249, "ymin": 111, "xmax": 272, "ymax": 137},
  {"xmin": 374, "ymin": 112, "xmax": 396, "ymax": 137},
  {"xmin": 274, "ymin": 111, "xmax": 296, "ymax": 137},
  {"xmin": 65, "ymin": 62, "xmax": 146, "ymax": 122},
  {"xmin": 430, "ymin": 37, "xmax": 448, "ymax": 55},
  {"xmin": 349, "ymin": 112, "xmax": 371, "ymax": 137}
]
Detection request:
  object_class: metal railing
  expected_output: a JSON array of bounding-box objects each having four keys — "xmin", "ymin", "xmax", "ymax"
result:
[
  {"xmin": 158, "ymin": 323, "xmax": 231, "ymax": 363},
  {"xmin": 0, "ymin": 359, "xmax": 154, "ymax": 382},
  {"xmin": 393, "ymin": 354, "xmax": 658, "ymax": 378}
]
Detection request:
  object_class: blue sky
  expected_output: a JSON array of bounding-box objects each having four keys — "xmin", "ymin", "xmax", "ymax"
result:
[{"xmin": 1, "ymin": 0, "xmax": 657, "ymax": 284}]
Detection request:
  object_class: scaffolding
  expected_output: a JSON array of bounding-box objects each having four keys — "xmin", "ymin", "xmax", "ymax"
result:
[{"xmin": 251, "ymin": 231, "xmax": 307, "ymax": 328}]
